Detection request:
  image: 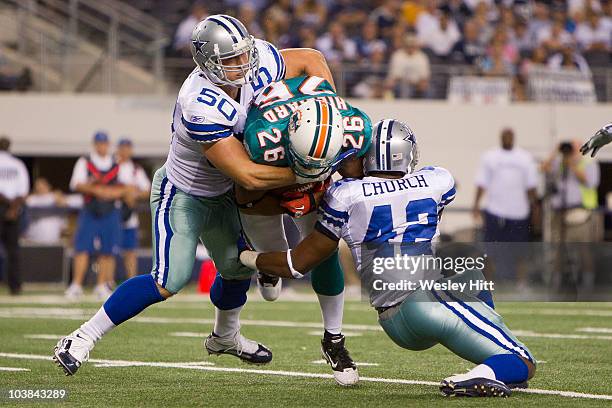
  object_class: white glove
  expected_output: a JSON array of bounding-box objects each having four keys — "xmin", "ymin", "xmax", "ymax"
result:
[{"xmin": 580, "ymin": 123, "xmax": 612, "ymax": 158}]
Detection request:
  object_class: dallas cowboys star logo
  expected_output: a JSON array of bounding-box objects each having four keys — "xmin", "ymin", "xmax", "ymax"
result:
[{"xmin": 192, "ymin": 39, "xmax": 208, "ymax": 54}]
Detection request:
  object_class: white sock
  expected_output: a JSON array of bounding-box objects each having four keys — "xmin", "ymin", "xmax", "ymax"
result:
[
  {"xmin": 79, "ymin": 307, "xmax": 116, "ymax": 343},
  {"xmin": 317, "ymin": 292, "xmax": 344, "ymax": 335},
  {"xmin": 467, "ymin": 364, "xmax": 496, "ymax": 380},
  {"xmin": 213, "ymin": 306, "xmax": 242, "ymax": 338}
]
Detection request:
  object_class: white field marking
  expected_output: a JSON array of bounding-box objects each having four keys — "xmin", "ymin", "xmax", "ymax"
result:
[
  {"xmin": 306, "ymin": 330, "xmax": 363, "ymax": 337},
  {"xmin": 0, "ymin": 366, "xmax": 30, "ymax": 371},
  {"xmin": 310, "ymin": 359, "xmax": 378, "ymax": 366},
  {"xmin": 24, "ymin": 334, "xmax": 62, "ymax": 340},
  {"xmin": 577, "ymin": 327, "xmax": 612, "ymax": 334},
  {"xmin": 498, "ymin": 309, "xmax": 612, "ymax": 317},
  {"xmin": 513, "ymin": 330, "xmax": 612, "ymax": 341},
  {"xmin": 1, "ymin": 352, "xmax": 611, "ymax": 401},
  {"xmin": 3, "ymin": 308, "xmax": 612, "ymax": 342},
  {"xmin": 0, "ymin": 308, "xmax": 384, "ymax": 331}
]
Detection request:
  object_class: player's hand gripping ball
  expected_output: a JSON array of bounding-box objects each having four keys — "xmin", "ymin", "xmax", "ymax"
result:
[{"xmin": 278, "ymin": 178, "xmax": 332, "ymax": 218}]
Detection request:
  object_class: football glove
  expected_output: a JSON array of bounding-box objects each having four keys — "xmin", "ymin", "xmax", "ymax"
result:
[{"xmin": 580, "ymin": 123, "xmax": 612, "ymax": 158}]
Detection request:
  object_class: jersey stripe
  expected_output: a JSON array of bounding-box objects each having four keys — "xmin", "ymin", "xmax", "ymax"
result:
[
  {"xmin": 209, "ymin": 17, "xmax": 238, "ymax": 44},
  {"xmin": 181, "ymin": 116, "xmax": 230, "ymax": 133},
  {"xmin": 187, "ymin": 129, "xmax": 232, "ymax": 143},
  {"xmin": 220, "ymin": 14, "xmax": 247, "ymax": 37},
  {"xmin": 313, "ymin": 102, "xmax": 330, "ymax": 158},
  {"xmin": 267, "ymin": 43, "xmax": 285, "ymax": 81}
]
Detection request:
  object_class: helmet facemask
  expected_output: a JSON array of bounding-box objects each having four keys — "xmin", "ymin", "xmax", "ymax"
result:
[{"xmin": 201, "ymin": 36, "xmax": 260, "ymax": 87}]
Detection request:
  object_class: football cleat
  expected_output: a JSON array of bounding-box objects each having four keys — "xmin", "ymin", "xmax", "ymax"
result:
[
  {"xmin": 321, "ymin": 333, "xmax": 359, "ymax": 386},
  {"xmin": 53, "ymin": 330, "xmax": 94, "ymax": 376},
  {"xmin": 257, "ymin": 272, "xmax": 282, "ymax": 302},
  {"xmin": 440, "ymin": 377, "xmax": 512, "ymax": 397},
  {"xmin": 205, "ymin": 331, "xmax": 272, "ymax": 365}
]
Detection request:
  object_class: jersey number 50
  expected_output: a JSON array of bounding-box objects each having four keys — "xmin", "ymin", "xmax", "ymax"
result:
[{"xmin": 197, "ymin": 88, "xmax": 237, "ymax": 121}]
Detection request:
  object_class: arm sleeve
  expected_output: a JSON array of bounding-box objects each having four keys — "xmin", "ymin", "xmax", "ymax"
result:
[
  {"xmin": 315, "ymin": 184, "xmax": 350, "ymax": 241},
  {"xmin": 180, "ymin": 114, "xmax": 234, "ymax": 144},
  {"xmin": 436, "ymin": 167, "xmax": 456, "ymax": 208},
  {"xmin": 69, "ymin": 158, "xmax": 88, "ymax": 192},
  {"xmin": 525, "ymin": 154, "xmax": 539, "ymax": 189}
]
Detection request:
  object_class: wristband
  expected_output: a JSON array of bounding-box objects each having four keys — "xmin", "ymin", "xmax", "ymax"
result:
[
  {"xmin": 239, "ymin": 250, "xmax": 260, "ymax": 270},
  {"xmin": 286, "ymin": 249, "xmax": 304, "ymax": 279}
]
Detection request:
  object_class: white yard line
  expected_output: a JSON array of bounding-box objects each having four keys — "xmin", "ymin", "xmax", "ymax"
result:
[
  {"xmin": 0, "ymin": 366, "xmax": 30, "ymax": 371},
  {"xmin": 0, "ymin": 352, "xmax": 610, "ymax": 401},
  {"xmin": 577, "ymin": 327, "xmax": 612, "ymax": 334},
  {"xmin": 310, "ymin": 359, "xmax": 378, "ymax": 366},
  {"xmin": 514, "ymin": 330, "xmax": 612, "ymax": 341},
  {"xmin": 24, "ymin": 334, "xmax": 62, "ymax": 340}
]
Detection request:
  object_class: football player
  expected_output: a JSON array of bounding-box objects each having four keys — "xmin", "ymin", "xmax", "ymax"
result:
[
  {"xmin": 238, "ymin": 120, "xmax": 536, "ymax": 397},
  {"xmin": 238, "ymin": 87, "xmax": 372, "ymax": 385},
  {"xmin": 580, "ymin": 123, "xmax": 612, "ymax": 157},
  {"xmin": 53, "ymin": 15, "xmax": 339, "ymax": 375}
]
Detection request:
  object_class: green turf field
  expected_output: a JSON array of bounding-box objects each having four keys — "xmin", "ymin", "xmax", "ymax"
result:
[{"xmin": 0, "ymin": 288, "xmax": 611, "ymax": 407}]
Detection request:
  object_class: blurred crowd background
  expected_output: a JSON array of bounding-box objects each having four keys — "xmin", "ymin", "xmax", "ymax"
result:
[{"xmin": 0, "ymin": 0, "xmax": 611, "ymax": 101}]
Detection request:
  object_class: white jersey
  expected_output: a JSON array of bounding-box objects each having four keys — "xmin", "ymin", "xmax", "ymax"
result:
[
  {"xmin": 316, "ymin": 166, "xmax": 456, "ymax": 274},
  {"xmin": 165, "ymin": 39, "xmax": 286, "ymax": 197}
]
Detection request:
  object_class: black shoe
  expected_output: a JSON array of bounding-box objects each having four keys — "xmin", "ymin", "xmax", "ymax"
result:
[
  {"xmin": 440, "ymin": 377, "xmax": 512, "ymax": 397},
  {"xmin": 321, "ymin": 333, "xmax": 359, "ymax": 386}
]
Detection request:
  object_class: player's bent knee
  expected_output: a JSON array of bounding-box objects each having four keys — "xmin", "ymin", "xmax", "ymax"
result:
[
  {"xmin": 155, "ymin": 283, "xmax": 174, "ymax": 299},
  {"xmin": 523, "ymin": 357, "xmax": 536, "ymax": 380}
]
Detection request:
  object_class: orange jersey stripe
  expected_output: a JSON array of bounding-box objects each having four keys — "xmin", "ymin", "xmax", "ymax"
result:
[{"xmin": 313, "ymin": 102, "xmax": 329, "ymax": 158}]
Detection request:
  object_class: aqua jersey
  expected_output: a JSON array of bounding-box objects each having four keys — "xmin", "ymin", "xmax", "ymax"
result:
[{"xmin": 243, "ymin": 76, "xmax": 372, "ymax": 166}]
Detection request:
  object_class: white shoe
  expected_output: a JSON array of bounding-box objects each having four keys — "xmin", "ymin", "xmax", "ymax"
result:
[
  {"xmin": 64, "ymin": 284, "xmax": 83, "ymax": 301},
  {"xmin": 205, "ymin": 331, "xmax": 272, "ymax": 364},
  {"xmin": 257, "ymin": 272, "xmax": 282, "ymax": 301},
  {"xmin": 53, "ymin": 329, "xmax": 95, "ymax": 376},
  {"xmin": 93, "ymin": 283, "xmax": 113, "ymax": 301}
]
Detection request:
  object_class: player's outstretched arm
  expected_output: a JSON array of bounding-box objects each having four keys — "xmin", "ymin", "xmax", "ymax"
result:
[
  {"xmin": 580, "ymin": 123, "xmax": 612, "ymax": 157},
  {"xmin": 241, "ymin": 230, "xmax": 339, "ymax": 279},
  {"xmin": 281, "ymin": 48, "xmax": 335, "ymax": 90},
  {"xmin": 203, "ymin": 137, "xmax": 296, "ymax": 190}
]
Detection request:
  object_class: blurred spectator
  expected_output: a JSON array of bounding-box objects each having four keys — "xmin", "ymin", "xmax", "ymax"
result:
[
  {"xmin": 66, "ymin": 132, "xmax": 129, "ymax": 301},
  {"xmin": 172, "ymin": 1, "xmax": 208, "ymax": 56},
  {"xmin": 0, "ymin": 52, "xmax": 32, "ymax": 91},
  {"xmin": 262, "ymin": 10, "xmax": 293, "ymax": 48},
  {"xmin": 548, "ymin": 43, "xmax": 591, "ymax": 75},
  {"xmin": 574, "ymin": 11, "xmax": 611, "ymax": 51},
  {"xmin": 0, "ymin": 136, "xmax": 29, "ymax": 295},
  {"xmin": 370, "ymin": 0, "xmax": 402, "ymax": 38},
  {"xmin": 351, "ymin": 46, "xmax": 388, "ymax": 98},
  {"xmin": 316, "ymin": 22, "xmax": 358, "ymax": 65},
  {"xmin": 480, "ymin": 43, "xmax": 515, "ymax": 77},
  {"xmin": 238, "ymin": 3, "xmax": 263, "ymax": 39},
  {"xmin": 328, "ymin": 0, "xmax": 368, "ymax": 33},
  {"xmin": 519, "ymin": 45, "xmax": 549, "ymax": 77},
  {"xmin": 451, "ymin": 19, "xmax": 486, "ymax": 64},
  {"xmin": 440, "ymin": 0, "xmax": 473, "ymax": 28},
  {"xmin": 419, "ymin": 10, "xmax": 461, "ymax": 60},
  {"xmin": 541, "ymin": 140, "xmax": 601, "ymax": 289},
  {"xmin": 295, "ymin": 0, "xmax": 328, "ymax": 30},
  {"xmin": 266, "ymin": 0, "xmax": 293, "ymax": 28},
  {"xmin": 537, "ymin": 20, "xmax": 574, "ymax": 52},
  {"xmin": 116, "ymin": 138, "xmax": 151, "ymax": 280},
  {"xmin": 512, "ymin": 20, "xmax": 534, "ymax": 53},
  {"xmin": 24, "ymin": 178, "xmax": 67, "ymax": 244},
  {"xmin": 385, "ymin": 34, "xmax": 431, "ymax": 98},
  {"xmin": 416, "ymin": 0, "xmax": 441, "ymax": 39},
  {"xmin": 473, "ymin": 129, "xmax": 538, "ymax": 283},
  {"xmin": 355, "ymin": 20, "xmax": 387, "ymax": 60},
  {"xmin": 402, "ymin": 0, "xmax": 426, "ymax": 29},
  {"xmin": 295, "ymin": 25, "xmax": 318, "ymax": 48},
  {"xmin": 527, "ymin": 2, "xmax": 552, "ymax": 47}
]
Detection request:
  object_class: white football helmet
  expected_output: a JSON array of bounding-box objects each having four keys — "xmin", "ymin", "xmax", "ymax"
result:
[{"xmin": 286, "ymin": 98, "xmax": 344, "ymax": 179}]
